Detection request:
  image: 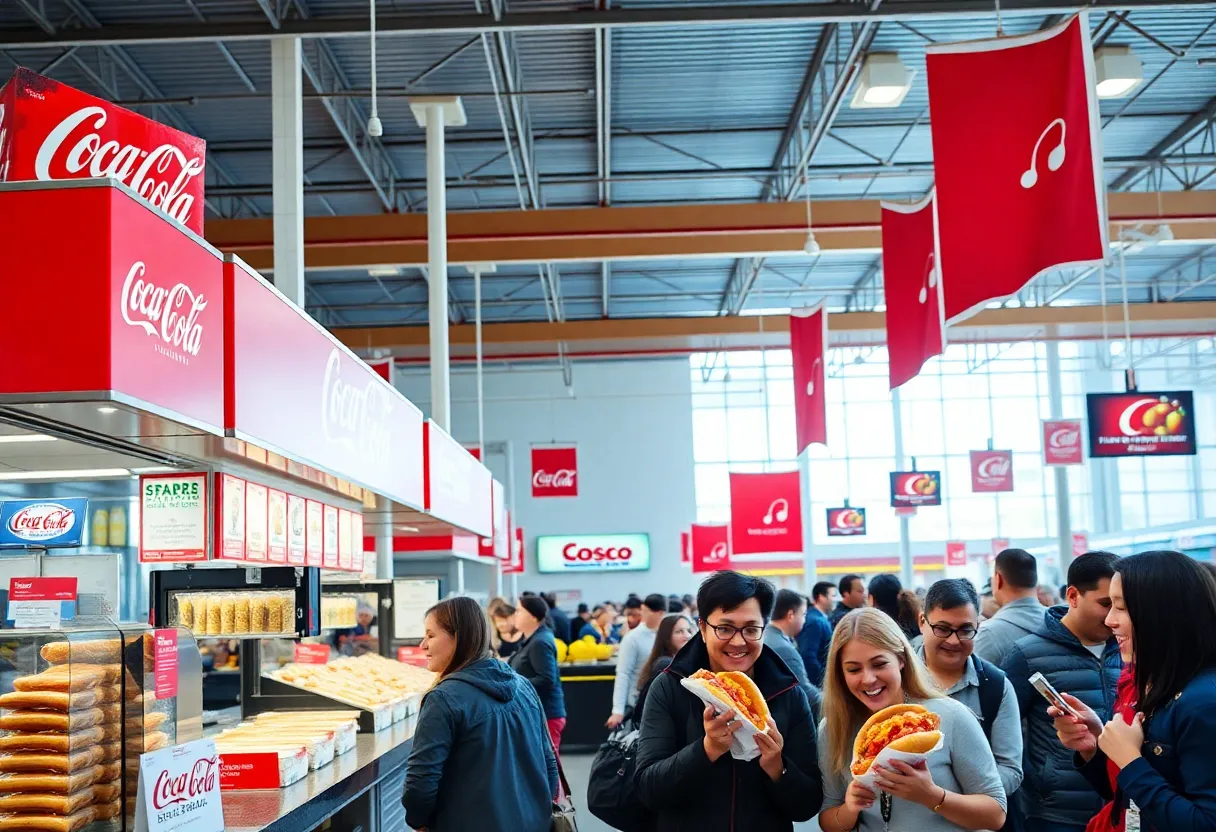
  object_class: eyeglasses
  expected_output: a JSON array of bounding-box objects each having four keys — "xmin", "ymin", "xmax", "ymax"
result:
[
  {"xmin": 925, "ymin": 619, "xmax": 978, "ymax": 641},
  {"xmin": 703, "ymin": 620, "xmax": 764, "ymax": 642}
]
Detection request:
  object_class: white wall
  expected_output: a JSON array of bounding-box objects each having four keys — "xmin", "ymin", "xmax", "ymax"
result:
[{"xmin": 395, "ymin": 358, "xmax": 699, "ymax": 602}]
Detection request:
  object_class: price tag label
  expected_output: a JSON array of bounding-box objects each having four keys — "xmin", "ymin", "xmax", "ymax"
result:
[
  {"xmin": 8, "ymin": 577, "xmax": 77, "ymax": 628},
  {"xmin": 293, "ymin": 643, "xmax": 330, "ymax": 665},
  {"xmin": 154, "ymin": 629, "xmax": 179, "ymax": 699}
]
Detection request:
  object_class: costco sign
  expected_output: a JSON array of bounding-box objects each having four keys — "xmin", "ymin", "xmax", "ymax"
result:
[{"xmin": 536, "ymin": 533, "xmax": 650, "ymax": 573}]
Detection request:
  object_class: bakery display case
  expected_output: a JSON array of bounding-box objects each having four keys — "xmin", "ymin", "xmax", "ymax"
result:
[
  {"xmin": 148, "ymin": 567, "xmax": 322, "ymax": 640},
  {"xmin": 319, "ymin": 580, "xmax": 393, "ymax": 658}
]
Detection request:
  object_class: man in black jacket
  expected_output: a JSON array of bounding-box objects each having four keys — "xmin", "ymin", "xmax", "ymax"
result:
[
  {"xmin": 635, "ymin": 571, "xmax": 822, "ymax": 831},
  {"xmin": 542, "ymin": 592, "xmax": 572, "ymax": 643},
  {"xmin": 828, "ymin": 573, "xmax": 866, "ymax": 629}
]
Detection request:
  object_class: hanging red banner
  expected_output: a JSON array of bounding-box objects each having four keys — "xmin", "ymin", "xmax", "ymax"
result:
[
  {"xmin": 926, "ymin": 15, "xmax": 1107, "ymax": 323},
  {"xmin": 691, "ymin": 523, "xmax": 731, "ymax": 574},
  {"xmin": 1042, "ymin": 419, "xmax": 1085, "ymax": 466},
  {"xmin": 969, "ymin": 449, "xmax": 1014, "ymax": 493},
  {"xmin": 728, "ymin": 471, "xmax": 803, "ymax": 573},
  {"xmin": 945, "ymin": 541, "xmax": 968, "ymax": 567},
  {"xmin": 504, "ymin": 525, "xmax": 525, "ymax": 574},
  {"xmin": 882, "ymin": 192, "xmax": 944, "ymax": 389},
  {"xmin": 789, "ymin": 305, "xmax": 827, "ymax": 453},
  {"xmin": 680, "ymin": 531, "xmax": 690, "ymax": 565},
  {"xmin": 990, "ymin": 538, "xmax": 1011, "ymax": 563},
  {"xmin": 531, "ymin": 446, "xmax": 578, "ymax": 498},
  {"xmin": 1071, "ymin": 531, "xmax": 1090, "ymax": 559}
]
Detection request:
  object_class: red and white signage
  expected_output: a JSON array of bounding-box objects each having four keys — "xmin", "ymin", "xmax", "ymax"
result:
[
  {"xmin": 970, "ymin": 449, "xmax": 1014, "ymax": 493},
  {"xmin": 890, "ymin": 471, "xmax": 942, "ymax": 508},
  {"xmin": 337, "ymin": 509, "xmax": 353, "ymax": 570},
  {"xmin": 790, "ymin": 305, "xmax": 828, "ymax": 453},
  {"xmin": 882, "ymin": 192, "xmax": 944, "ymax": 389},
  {"xmin": 1072, "ymin": 531, "xmax": 1089, "ymax": 558},
  {"xmin": 424, "ymin": 420, "xmax": 493, "ymax": 537},
  {"xmin": 531, "ymin": 446, "xmax": 578, "ymax": 498},
  {"xmin": 0, "ymin": 68, "xmax": 207, "ymax": 234},
  {"xmin": 397, "ymin": 646, "xmax": 429, "ymax": 667},
  {"xmin": 351, "ymin": 513, "xmax": 364, "ymax": 574},
  {"xmin": 481, "ymin": 479, "xmax": 508, "ymax": 560},
  {"xmin": 218, "ymin": 749, "xmax": 304, "ymax": 791},
  {"xmin": 293, "ymin": 643, "xmax": 330, "ymax": 665},
  {"xmin": 826, "ymin": 507, "xmax": 867, "ymax": 537},
  {"xmin": 691, "ymin": 523, "xmax": 732, "ymax": 574},
  {"xmin": 140, "ymin": 473, "xmax": 208, "ymax": 563},
  {"xmin": 224, "ymin": 257, "xmax": 425, "ymax": 510},
  {"xmin": 945, "ymin": 541, "xmax": 968, "ymax": 567},
  {"xmin": 1085, "ymin": 391, "xmax": 1197, "ymax": 457},
  {"xmin": 287, "ymin": 495, "xmax": 307, "ymax": 566},
  {"xmin": 153, "ymin": 629, "xmax": 179, "ymax": 699},
  {"xmin": 305, "ymin": 500, "xmax": 323, "ymax": 567},
  {"xmin": 244, "ymin": 482, "xmax": 268, "ymax": 562},
  {"xmin": 267, "ymin": 489, "xmax": 288, "ymax": 563},
  {"xmin": 926, "ymin": 15, "xmax": 1106, "ymax": 323},
  {"xmin": 991, "ymin": 537, "xmax": 1011, "ymax": 562},
  {"xmin": 1042, "ymin": 419, "xmax": 1085, "ymax": 466},
  {"xmin": 504, "ymin": 525, "xmax": 525, "ymax": 574},
  {"xmin": 366, "ymin": 357, "xmax": 394, "ymax": 386},
  {"xmin": 0, "ymin": 182, "xmax": 225, "ymax": 434},
  {"xmin": 323, "ymin": 504, "xmax": 339, "ymax": 569},
  {"xmin": 138, "ymin": 739, "xmax": 224, "ymax": 830},
  {"xmin": 681, "ymin": 531, "xmax": 691, "ymax": 565},
  {"xmin": 729, "ymin": 471, "xmax": 803, "ymax": 572},
  {"xmin": 217, "ymin": 475, "xmax": 246, "ymax": 561},
  {"xmin": 9, "ymin": 577, "xmax": 76, "ymax": 601}
]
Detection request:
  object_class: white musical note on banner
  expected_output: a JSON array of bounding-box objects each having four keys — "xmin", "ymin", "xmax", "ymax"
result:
[
  {"xmin": 1020, "ymin": 118, "xmax": 1067, "ymax": 189},
  {"xmin": 918, "ymin": 252, "xmax": 937, "ymax": 304},
  {"xmin": 805, "ymin": 357, "xmax": 823, "ymax": 396},
  {"xmin": 762, "ymin": 499, "xmax": 789, "ymax": 525}
]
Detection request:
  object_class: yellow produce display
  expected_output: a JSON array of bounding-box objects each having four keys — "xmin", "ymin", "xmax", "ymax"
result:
[
  {"xmin": 555, "ymin": 639, "xmax": 567, "ymax": 663},
  {"xmin": 595, "ymin": 644, "xmax": 614, "ymax": 660}
]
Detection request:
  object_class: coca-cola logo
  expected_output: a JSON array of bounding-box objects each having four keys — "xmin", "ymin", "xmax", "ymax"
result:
[
  {"xmin": 321, "ymin": 348, "xmax": 393, "ymax": 464},
  {"xmin": 120, "ymin": 261, "xmax": 207, "ymax": 359},
  {"xmin": 6, "ymin": 503, "xmax": 76, "ymax": 541},
  {"xmin": 1049, "ymin": 427, "xmax": 1079, "ymax": 448},
  {"xmin": 34, "ymin": 106, "xmax": 204, "ymax": 226},
  {"xmin": 976, "ymin": 456, "xmax": 1011, "ymax": 478},
  {"xmin": 152, "ymin": 756, "xmax": 218, "ymax": 810},
  {"xmin": 533, "ymin": 469, "xmax": 576, "ymax": 489},
  {"xmin": 562, "ymin": 542, "xmax": 632, "ymax": 562}
]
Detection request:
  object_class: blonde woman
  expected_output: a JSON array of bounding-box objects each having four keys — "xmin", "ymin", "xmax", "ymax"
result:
[
  {"xmin": 488, "ymin": 600, "xmax": 525, "ymax": 659},
  {"xmin": 817, "ymin": 608, "xmax": 1007, "ymax": 832}
]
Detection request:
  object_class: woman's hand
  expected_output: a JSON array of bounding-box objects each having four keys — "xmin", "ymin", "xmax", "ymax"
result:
[
  {"xmin": 872, "ymin": 760, "xmax": 940, "ymax": 807},
  {"xmin": 844, "ymin": 780, "xmax": 876, "ymax": 813},
  {"xmin": 753, "ymin": 716, "xmax": 785, "ymax": 781},
  {"xmin": 1098, "ymin": 712, "xmax": 1145, "ymax": 770},
  {"xmin": 1050, "ymin": 693, "xmax": 1103, "ymax": 760},
  {"xmin": 701, "ymin": 706, "xmax": 740, "ymax": 762}
]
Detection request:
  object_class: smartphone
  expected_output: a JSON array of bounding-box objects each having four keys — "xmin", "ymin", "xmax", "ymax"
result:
[{"xmin": 1030, "ymin": 672, "xmax": 1080, "ymax": 719}]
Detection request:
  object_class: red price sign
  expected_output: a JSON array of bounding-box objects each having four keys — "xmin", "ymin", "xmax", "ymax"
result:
[
  {"xmin": 397, "ymin": 646, "xmax": 429, "ymax": 668},
  {"xmin": 154, "ymin": 629, "xmax": 179, "ymax": 699},
  {"xmin": 220, "ymin": 752, "xmax": 298, "ymax": 790},
  {"xmin": 293, "ymin": 643, "xmax": 331, "ymax": 665}
]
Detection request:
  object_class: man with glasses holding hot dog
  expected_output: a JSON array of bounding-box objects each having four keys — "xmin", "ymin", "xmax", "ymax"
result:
[{"xmin": 917, "ymin": 578, "xmax": 1023, "ymax": 827}]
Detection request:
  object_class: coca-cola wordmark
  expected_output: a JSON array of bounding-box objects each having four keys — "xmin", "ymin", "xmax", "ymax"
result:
[
  {"xmin": 531, "ymin": 446, "xmax": 578, "ymax": 498},
  {"xmin": 137, "ymin": 739, "xmax": 224, "ymax": 832},
  {"xmin": 1, "ymin": 68, "xmax": 207, "ymax": 234},
  {"xmin": 121, "ymin": 261, "xmax": 208, "ymax": 363}
]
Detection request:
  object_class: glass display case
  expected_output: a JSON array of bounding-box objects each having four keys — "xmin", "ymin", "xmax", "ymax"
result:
[{"xmin": 148, "ymin": 566, "xmax": 322, "ymax": 639}]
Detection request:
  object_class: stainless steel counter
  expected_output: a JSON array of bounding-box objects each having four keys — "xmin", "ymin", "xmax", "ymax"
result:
[{"xmin": 219, "ymin": 717, "xmax": 416, "ymax": 832}]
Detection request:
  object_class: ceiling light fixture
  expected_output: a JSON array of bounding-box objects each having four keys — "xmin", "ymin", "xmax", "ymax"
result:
[
  {"xmin": 850, "ymin": 53, "xmax": 914, "ymax": 109},
  {"xmin": 1095, "ymin": 46, "xmax": 1143, "ymax": 98},
  {"xmin": 96, "ymin": 406, "xmax": 117, "ymax": 414},
  {"xmin": 0, "ymin": 434, "xmax": 57, "ymax": 444},
  {"xmin": 366, "ymin": 0, "xmax": 383, "ymax": 137},
  {"xmin": 0, "ymin": 468, "xmax": 131, "ymax": 481},
  {"xmin": 803, "ymin": 175, "xmax": 821, "ymax": 256},
  {"xmin": 368, "ymin": 266, "xmax": 402, "ymax": 278}
]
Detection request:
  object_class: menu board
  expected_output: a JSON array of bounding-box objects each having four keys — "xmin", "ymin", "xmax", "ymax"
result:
[
  {"xmin": 337, "ymin": 509, "xmax": 353, "ymax": 571},
  {"xmin": 218, "ymin": 475, "xmax": 246, "ymax": 561},
  {"xmin": 287, "ymin": 495, "xmax": 307, "ymax": 565},
  {"xmin": 245, "ymin": 482, "xmax": 268, "ymax": 561},
  {"xmin": 267, "ymin": 489, "xmax": 288, "ymax": 563},
  {"xmin": 393, "ymin": 579, "xmax": 440, "ymax": 640},
  {"xmin": 323, "ymin": 504, "xmax": 339, "ymax": 568},
  {"xmin": 306, "ymin": 500, "xmax": 323, "ymax": 567},
  {"xmin": 351, "ymin": 513, "xmax": 365, "ymax": 574},
  {"xmin": 140, "ymin": 473, "xmax": 208, "ymax": 562}
]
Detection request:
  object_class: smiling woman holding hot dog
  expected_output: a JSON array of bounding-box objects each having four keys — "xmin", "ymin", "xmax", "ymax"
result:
[
  {"xmin": 634, "ymin": 570, "xmax": 822, "ymax": 831},
  {"xmin": 818, "ymin": 608, "xmax": 1006, "ymax": 832}
]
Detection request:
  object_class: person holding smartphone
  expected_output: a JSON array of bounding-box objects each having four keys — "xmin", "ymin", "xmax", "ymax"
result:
[{"xmin": 1050, "ymin": 550, "xmax": 1216, "ymax": 832}]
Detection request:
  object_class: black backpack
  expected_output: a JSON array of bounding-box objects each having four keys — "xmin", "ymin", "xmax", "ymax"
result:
[
  {"xmin": 971, "ymin": 655, "xmax": 1022, "ymax": 832},
  {"xmin": 586, "ymin": 727, "xmax": 652, "ymax": 832}
]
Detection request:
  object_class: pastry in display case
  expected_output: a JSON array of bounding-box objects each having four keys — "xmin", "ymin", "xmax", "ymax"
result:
[
  {"xmin": 169, "ymin": 590, "xmax": 296, "ymax": 638},
  {"xmin": 149, "ymin": 566, "xmax": 322, "ymax": 640}
]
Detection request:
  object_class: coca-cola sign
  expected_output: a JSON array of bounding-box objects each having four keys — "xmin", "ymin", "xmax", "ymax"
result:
[
  {"xmin": 969, "ymin": 449, "xmax": 1014, "ymax": 493},
  {"xmin": 0, "ymin": 68, "xmax": 206, "ymax": 234},
  {"xmin": 121, "ymin": 261, "xmax": 207, "ymax": 361},
  {"xmin": 224, "ymin": 257, "xmax": 424, "ymax": 509},
  {"xmin": 136, "ymin": 738, "xmax": 224, "ymax": 832},
  {"xmin": 1042, "ymin": 419, "xmax": 1084, "ymax": 466},
  {"xmin": 531, "ymin": 446, "xmax": 578, "ymax": 498},
  {"xmin": 0, "ymin": 498, "xmax": 87, "ymax": 548}
]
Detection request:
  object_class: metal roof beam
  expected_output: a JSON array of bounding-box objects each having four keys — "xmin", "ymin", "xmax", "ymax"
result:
[
  {"xmin": 180, "ymin": 0, "xmax": 258, "ymax": 92},
  {"xmin": 1110, "ymin": 95, "xmax": 1216, "ymax": 191}
]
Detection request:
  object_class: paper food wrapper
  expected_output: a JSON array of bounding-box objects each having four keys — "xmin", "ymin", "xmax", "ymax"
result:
[
  {"xmin": 850, "ymin": 732, "xmax": 945, "ymax": 792},
  {"xmin": 679, "ymin": 676, "xmax": 767, "ymax": 761}
]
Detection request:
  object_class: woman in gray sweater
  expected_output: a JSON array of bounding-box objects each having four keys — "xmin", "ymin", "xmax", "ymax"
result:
[{"xmin": 817, "ymin": 608, "xmax": 1007, "ymax": 832}]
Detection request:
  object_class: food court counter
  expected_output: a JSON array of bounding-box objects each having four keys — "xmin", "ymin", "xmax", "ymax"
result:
[
  {"xmin": 215, "ymin": 717, "xmax": 416, "ymax": 832},
  {"xmin": 560, "ymin": 660, "xmax": 618, "ymax": 753}
]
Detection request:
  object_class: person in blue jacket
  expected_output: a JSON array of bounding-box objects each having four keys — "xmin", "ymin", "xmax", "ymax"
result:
[
  {"xmin": 1050, "ymin": 550, "xmax": 1216, "ymax": 832},
  {"xmin": 403, "ymin": 596, "xmax": 558, "ymax": 832},
  {"xmin": 511, "ymin": 594, "xmax": 568, "ymax": 752}
]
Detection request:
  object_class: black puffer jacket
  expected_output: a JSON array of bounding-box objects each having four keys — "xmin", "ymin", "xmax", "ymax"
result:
[
  {"xmin": 635, "ymin": 634, "xmax": 823, "ymax": 832},
  {"xmin": 1001, "ymin": 605, "xmax": 1122, "ymax": 827}
]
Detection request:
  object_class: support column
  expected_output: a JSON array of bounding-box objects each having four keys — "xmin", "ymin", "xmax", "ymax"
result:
[
  {"xmin": 270, "ymin": 37, "xmax": 305, "ymax": 307},
  {"xmin": 411, "ymin": 97, "xmax": 466, "ymax": 433},
  {"xmin": 375, "ymin": 511, "xmax": 393, "ymax": 582},
  {"xmin": 467, "ymin": 264, "xmax": 497, "ymax": 453},
  {"xmin": 1045, "ymin": 339, "xmax": 1074, "ymax": 567},
  {"xmin": 892, "ymin": 387, "xmax": 913, "ymax": 587},
  {"xmin": 799, "ymin": 451, "xmax": 816, "ymax": 593}
]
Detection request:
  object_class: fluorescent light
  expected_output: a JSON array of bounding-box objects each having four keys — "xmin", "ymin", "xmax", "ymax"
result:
[
  {"xmin": 395, "ymin": 525, "xmax": 420, "ymax": 533},
  {"xmin": 129, "ymin": 466, "xmax": 181, "ymax": 475},
  {"xmin": 850, "ymin": 54, "xmax": 913, "ymax": 109},
  {"xmin": 0, "ymin": 434, "xmax": 57, "ymax": 444},
  {"xmin": 368, "ymin": 266, "xmax": 402, "ymax": 278},
  {"xmin": 1095, "ymin": 46, "xmax": 1142, "ymax": 98},
  {"xmin": 96, "ymin": 406, "xmax": 117, "ymax": 414},
  {"xmin": 0, "ymin": 468, "xmax": 131, "ymax": 481}
]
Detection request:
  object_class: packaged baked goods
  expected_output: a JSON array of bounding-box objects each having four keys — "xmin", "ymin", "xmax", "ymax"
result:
[
  {"xmin": 0, "ymin": 766, "xmax": 101, "ymax": 794},
  {"xmin": 234, "ymin": 596, "xmax": 250, "ymax": 633},
  {"xmin": 206, "ymin": 598, "xmax": 221, "ymax": 636},
  {"xmin": 38, "ymin": 640, "xmax": 120, "ymax": 665},
  {"xmin": 176, "ymin": 595, "xmax": 194, "ymax": 629},
  {"xmin": 0, "ymin": 690, "xmax": 97, "ymax": 711},
  {"xmin": 250, "ymin": 594, "xmax": 268, "ymax": 634},
  {"xmin": 14, "ymin": 664, "xmax": 119, "ymax": 692},
  {"xmin": 0, "ymin": 728, "xmax": 103, "ymax": 754},
  {"xmin": 0, "ymin": 708, "xmax": 104, "ymax": 733},
  {"xmin": 0, "ymin": 746, "xmax": 105, "ymax": 774},
  {"xmin": 0, "ymin": 789, "xmax": 95, "ymax": 814},
  {"xmin": 267, "ymin": 595, "xmax": 283, "ymax": 633},
  {"xmin": 193, "ymin": 596, "xmax": 211, "ymax": 636},
  {"xmin": 220, "ymin": 595, "xmax": 236, "ymax": 635},
  {"xmin": 0, "ymin": 807, "xmax": 95, "ymax": 831}
]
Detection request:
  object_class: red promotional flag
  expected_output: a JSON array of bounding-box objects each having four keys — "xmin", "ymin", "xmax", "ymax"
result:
[
  {"xmin": 946, "ymin": 541, "xmax": 968, "ymax": 567},
  {"xmin": 531, "ymin": 446, "xmax": 578, "ymax": 497},
  {"xmin": 504, "ymin": 525, "xmax": 525, "ymax": 574},
  {"xmin": 366, "ymin": 357, "xmax": 394, "ymax": 385},
  {"xmin": 882, "ymin": 192, "xmax": 944, "ymax": 389},
  {"xmin": 691, "ymin": 523, "xmax": 731, "ymax": 574},
  {"xmin": 969, "ymin": 449, "xmax": 1014, "ymax": 493},
  {"xmin": 1071, "ymin": 531, "xmax": 1089, "ymax": 559},
  {"xmin": 729, "ymin": 471, "xmax": 803, "ymax": 574},
  {"xmin": 990, "ymin": 537, "xmax": 1011, "ymax": 563},
  {"xmin": 680, "ymin": 531, "xmax": 691, "ymax": 565},
  {"xmin": 789, "ymin": 306, "xmax": 827, "ymax": 453},
  {"xmin": 1042, "ymin": 419, "xmax": 1085, "ymax": 465},
  {"xmin": 926, "ymin": 15, "xmax": 1107, "ymax": 322}
]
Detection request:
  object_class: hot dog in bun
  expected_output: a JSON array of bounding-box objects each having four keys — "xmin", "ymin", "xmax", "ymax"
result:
[
  {"xmin": 688, "ymin": 669, "xmax": 769, "ymax": 731},
  {"xmin": 851, "ymin": 703, "xmax": 941, "ymax": 776}
]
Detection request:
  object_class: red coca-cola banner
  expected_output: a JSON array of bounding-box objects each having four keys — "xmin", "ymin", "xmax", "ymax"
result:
[
  {"xmin": 1072, "ymin": 531, "xmax": 1089, "ymax": 558},
  {"xmin": 826, "ymin": 507, "xmax": 867, "ymax": 537},
  {"xmin": 691, "ymin": 523, "xmax": 732, "ymax": 574},
  {"xmin": 1085, "ymin": 391, "xmax": 1196, "ymax": 458},
  {"xmin": 1042, "ymin": 419, "xmax": 1084, "ymax": 466},
  {"xmin": 890, "ymin": 471, "xmax": 942, "ymax": 508},
  {"xmin": 729, "ymin": 471, "xmax": 803, "ymax": 573},
  {"xmin": 970, "ymin": 449, "xmax": 1014, "ymax": 493},
  {"xmin": 882, "ymin": 192, "xmax": 944, "ymax": 389},
  {"xmin": 0, "ymin": 181, "xmax": 225, "ymax": 433},
  {"xmin": 945, "ymin": 541, "xmax": 968, "ymax": 567},
  {"xmin": 0, "ymin": 68, "xmax": 206, "ymax": 235},
  {"xmin": 926, "ymin": 15, "xmax": 1106, "ymax": 322},
  {"xmin": 790, "ymin": 305, "xmax": 828, "ymax": 453},
  {"xmin": 531, "ymin": 446, "xmax": 578, "ymax": 498}
]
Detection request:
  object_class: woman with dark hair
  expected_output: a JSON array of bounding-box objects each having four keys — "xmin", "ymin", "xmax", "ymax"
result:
[
  {"xmin": 510, "ymin": 594, "xmax": 568, "ymax": 752},
  {"xmin": 403, "ymin": 597, "xmax": 557, "ymax": 832},
  {"xmin": 867, "ymin": 574, "xmax": 921, "ymax": 640},
  {"xmin": 636, "ymin": 570, "xmax": 823, "ymax": 831},
  {"xmin": 1051, "ymin": 550, "xmax": 1216, "ymax": 832},
  {"xmin": 488, "ymin": 599, "xmax": 524, "ymax": 658},
  {"xmin": 633, "ymin": 614, "xmax": 695, "ymax": 722}
]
